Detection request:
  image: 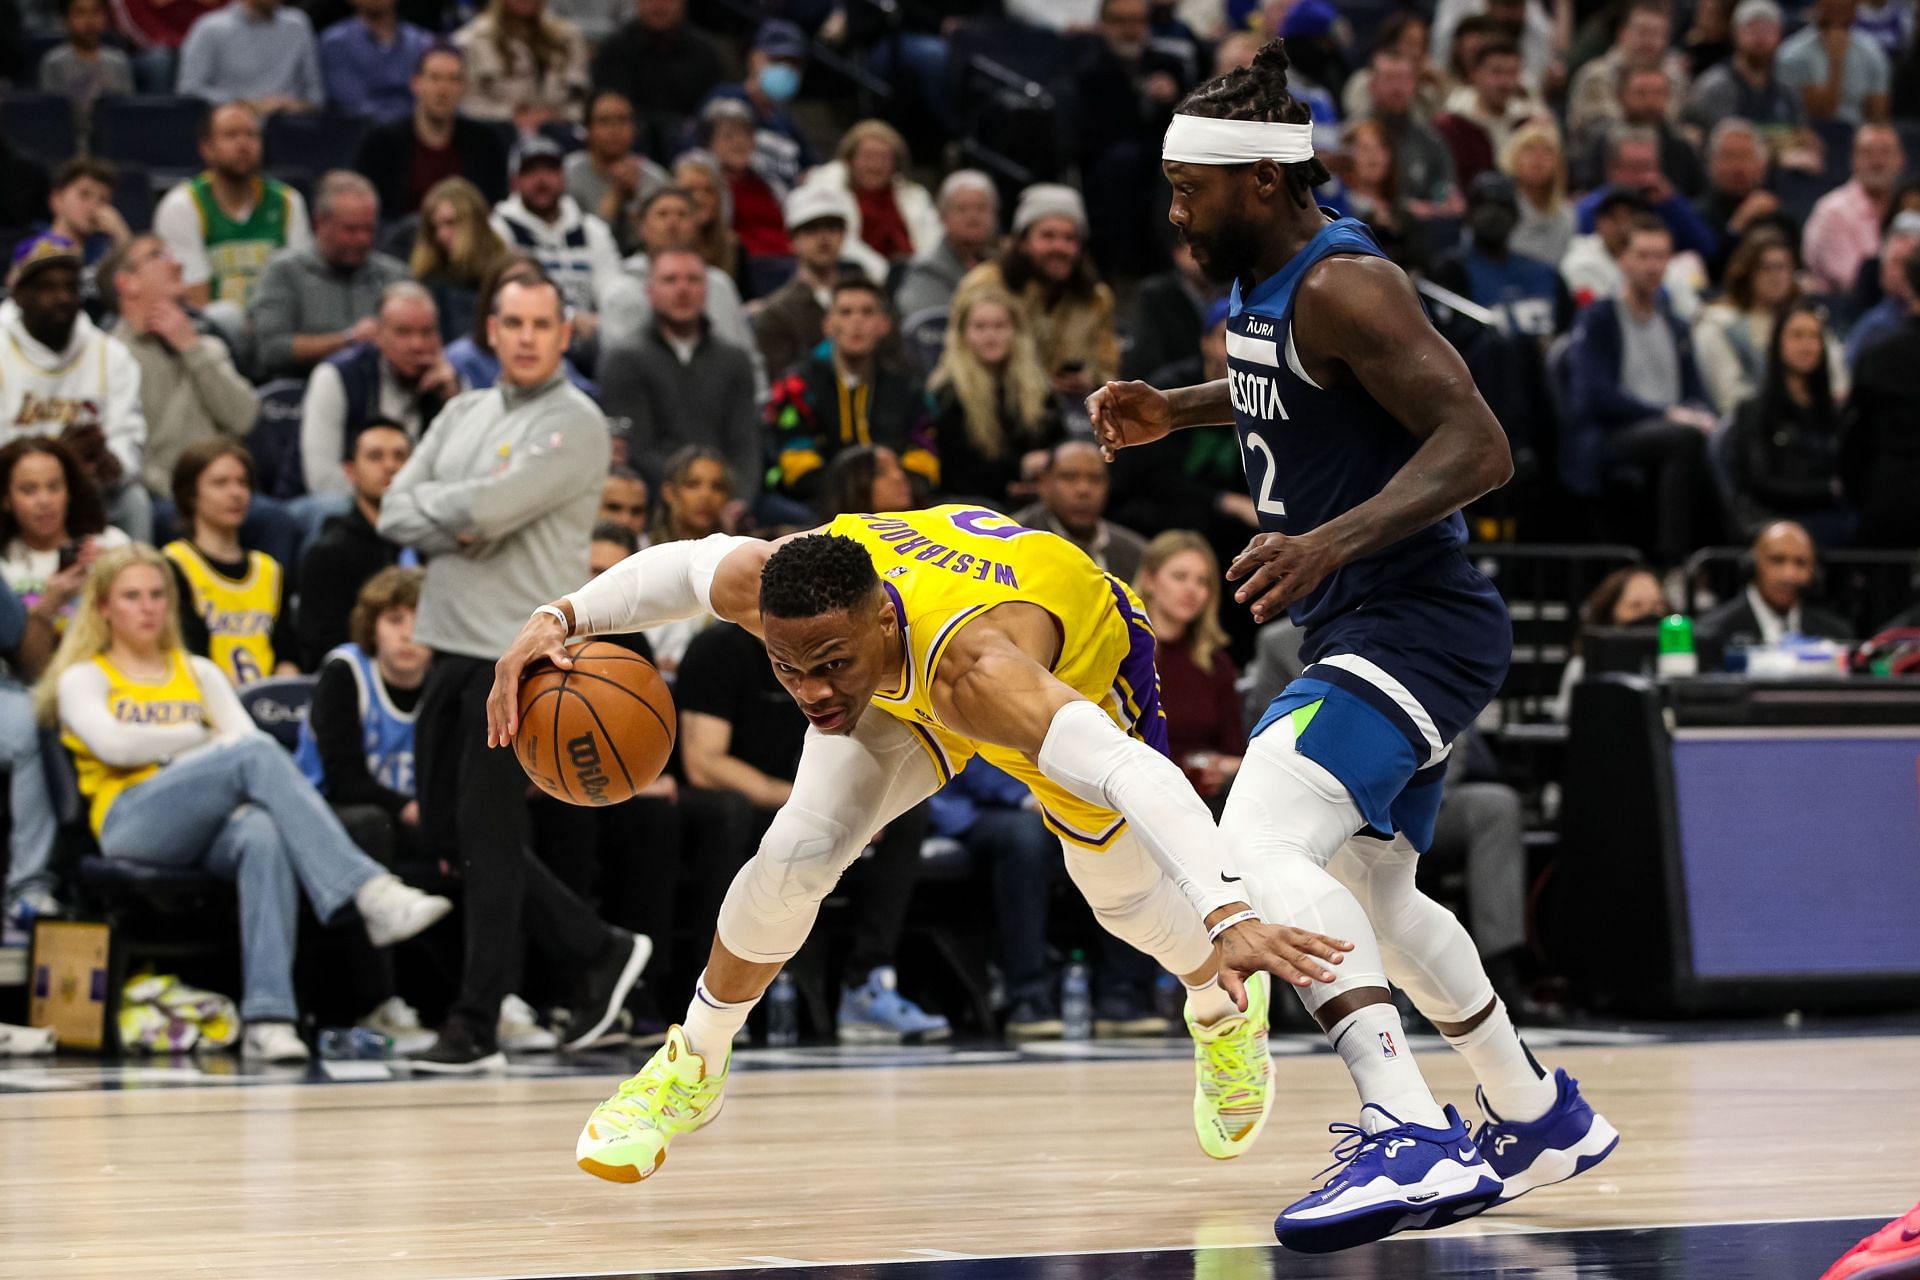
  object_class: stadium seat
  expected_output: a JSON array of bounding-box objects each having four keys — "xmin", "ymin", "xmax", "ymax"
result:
[
  {"xmin": 244, "ymin": 379, "xmax": 309, "ymax": 501},
  {"xmin": 1, "ymin": 91, "xmax": 79, "ymax": 168},
  {"xmin": 93, "ymin": 95, "xmax": 210, "ymax": 176},
  {"xmin": 901, "ymin": 305, "xmax": 949, "ymax": 373},
  {"xmin": 263, "ymin": 111, "xmax": 373, "ymax": 179},
  {"xmin": 50, "ymin": 744, "xmax": 238, "ymax": 1053},
  {"xmin": 110, "ymin": 161, "xmax": 155, "ymax": 240},
  {"xmin": 238, "ymin": 676, "xmax": 317, "ymax": 752}
]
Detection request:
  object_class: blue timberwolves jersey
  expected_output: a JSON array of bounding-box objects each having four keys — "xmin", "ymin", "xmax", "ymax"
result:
[
  {"xmin": 1225, "ymin": 217, "xmax": 1467, "ymax": 633},
  {"xmin": 295, "ymin": 644, "xmax": 417, "ymax": 798}
]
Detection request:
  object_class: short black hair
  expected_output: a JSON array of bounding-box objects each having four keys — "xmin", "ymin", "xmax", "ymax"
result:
[
  {"xmin": 347, "ymin": 417, "xmax": 410, "ymax": 461},
  {"xmin": 759, "ymin": 533, "xmax": 880, "ymax": 620},
  {"xmin": 830, "ymin": 277, "xmax": 887, "ymax": 308},
  {"xmin": 591, "ymin": 520, "xmax": 639, "ymax": 554}
]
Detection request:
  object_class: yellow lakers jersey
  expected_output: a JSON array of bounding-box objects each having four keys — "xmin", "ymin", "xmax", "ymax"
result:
[
  {"xmin": 62, "ymin": 650, "xmax": 213, "ymax": 835},
  {"xmin": 825, "ymin": 505, "xmax": 1168, "ymax": 850},
  {"xmin": 163, "ymin": 540, "xmax": 282, "ymax": 686}
]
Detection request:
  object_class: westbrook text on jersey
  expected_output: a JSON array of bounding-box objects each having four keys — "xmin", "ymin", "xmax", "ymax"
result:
[{"xmin": 856, "ymin": 515, "xmax": 1022, "ymax": 590}]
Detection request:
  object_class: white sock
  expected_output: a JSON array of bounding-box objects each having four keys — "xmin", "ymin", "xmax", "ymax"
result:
[
  {"xmin": 1182, "ymin": 975, "xmax": 1239, "ymax": 1027},
  {"xmin": 681, "ymin": 970, "xmax": 755, "ymax": 1061},
  {"xmin": 1328, "ymin": 1003, "xmax": 1448, "ymax": 1132},
  {"xmin": 1443, "ymin": 998, "xmax": 1557, "ymax": 1123}
]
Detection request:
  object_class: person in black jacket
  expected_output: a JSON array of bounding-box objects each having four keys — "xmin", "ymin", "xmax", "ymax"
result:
[
  {"xmin": 1123, "ymin": 241, "xmax": 1218, "ymax": 380},
  {"xmin": 589, "ymin": 0, "xmax": 729, "ymax": 158},
  {"xmin": 1694, "ymin": 520, "xmax": 1854, "ymax": 670},
  {"xmin": 297, "ymin": 421, "xmax": 416, "ymax": 668},
  {"xmin": 924, "ymin": 284, "xmax": 1062, "ymax": 509},
  {"xmin": 1843, "ymin": 248, "xmax": 1920, "ymax": 549},
  {"xmin": 354, "ymin": 45, "xmax": 511, "ymax": 219},
  {"xmin": 1724, "ymin": 301, "xmax": 1854, "ymax": 546}
]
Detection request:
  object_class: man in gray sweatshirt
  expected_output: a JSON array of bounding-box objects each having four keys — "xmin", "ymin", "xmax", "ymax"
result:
[{"xmin": 379, "ymin": 270, "xmax": 648, "ymax": 1072}]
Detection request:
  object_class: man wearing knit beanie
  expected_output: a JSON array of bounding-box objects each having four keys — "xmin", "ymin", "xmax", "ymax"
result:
[{"xmin": 957, "ymin": 182, "xmax": 1119, "ymax": 397}]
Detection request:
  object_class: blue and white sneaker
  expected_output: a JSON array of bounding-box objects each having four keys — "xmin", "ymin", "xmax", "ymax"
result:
[
  {"xmin": 1473, "ymin": 1068, "xmax": 1619, "ymax": 1204},
  {"xmin": 836, "ymin": 967, "xmax": 951, "ymax": 1044},
  {"xmin": 3, "ymin": 888, "xmax": 63, "ymax": 948},
  {"xmin": 1274, "ymin": 1104, "xmax": 1503, "ymax": 1254}
]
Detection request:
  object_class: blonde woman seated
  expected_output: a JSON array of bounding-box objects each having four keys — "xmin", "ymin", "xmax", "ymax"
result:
[
  {"xmin": 39, "ymin": 546, "xmax": 452, "ymax": 1062},
  {"xmin": 1134, "ymin": 531, "xmax": 1244, "ymax": 808},
  {"xmin": 927, "ymin": 284, "xmax": 1064, "ymax": 509}
]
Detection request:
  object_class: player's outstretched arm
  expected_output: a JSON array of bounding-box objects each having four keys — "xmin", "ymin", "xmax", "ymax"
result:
[
  {"xmin": 929, "ymin": 605, "xmax": 1352, "ymax": 1000},
  {"xmin": 485, "ymin": 534, "xmax": 781, "ymax": 746},
  {"xmin": 1227, "ymin": 257, "xmax": 1515, "ymax": 622},
  {"xmin": 1086, "ymin": 379, "xmax": 1234, "ymax": 461}
]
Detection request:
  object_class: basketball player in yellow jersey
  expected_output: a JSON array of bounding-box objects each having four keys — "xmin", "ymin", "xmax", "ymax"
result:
[{"xmin": 488, "ymin": 506, "xmax": 1353, "ymax": 1183}]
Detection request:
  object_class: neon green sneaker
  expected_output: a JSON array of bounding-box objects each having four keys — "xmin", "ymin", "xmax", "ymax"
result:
[
  {"xmin": 575, "ymin": 1025, "xmax": 728, "ymax": 1183},
  {"xmin": 1188, "ymin": 971, "xmax": 1273, "ymax": 1160}
]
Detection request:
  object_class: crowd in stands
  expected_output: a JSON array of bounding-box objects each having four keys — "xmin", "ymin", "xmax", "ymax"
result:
[{"xmin": 0, "ymin": 0, "xmax": 1918, "ymax": 1055}]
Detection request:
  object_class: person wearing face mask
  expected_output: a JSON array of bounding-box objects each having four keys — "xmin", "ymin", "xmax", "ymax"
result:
[
  {"xmin": 1430, "ymin": 173, "xmax": 1574, "ymax": 342},
  {"xmin": 694, "ymin": 20, "xmax": 814, "ymax": 190}
]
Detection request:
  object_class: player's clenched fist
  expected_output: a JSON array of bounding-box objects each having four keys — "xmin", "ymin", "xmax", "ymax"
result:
[{"xmin": 1086, "ymin": 380, "xmax": 1176, "ymax": 460}]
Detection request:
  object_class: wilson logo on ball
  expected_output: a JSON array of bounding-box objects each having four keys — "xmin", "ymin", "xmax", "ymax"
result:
[{"xmin": 568, "ymin": 732, "xmax": 613, "ymax": 805}]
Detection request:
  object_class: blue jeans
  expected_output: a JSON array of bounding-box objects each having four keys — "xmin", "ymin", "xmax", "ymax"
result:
[
  {"xmin": 98, "ymin": 735, "xmax": 385, "ymax": 1021},
  {"xmin": 0, "ymin": 683, "xmax": 57, "ymax": 902},
  {"xmin": 967, "ymin": 808, "xmax": 1057, "ymax": 1005}
]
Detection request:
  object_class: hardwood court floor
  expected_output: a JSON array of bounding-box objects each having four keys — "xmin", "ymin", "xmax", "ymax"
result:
[{"xmin": 0, "ymin": 1034, "xmax": 1914, "ymax": 1279}]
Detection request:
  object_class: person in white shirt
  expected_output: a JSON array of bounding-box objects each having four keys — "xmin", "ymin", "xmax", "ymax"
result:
[
  {"xmin": 489, "ymin": 136, "xmax": 621, "ymax": 342},
  {"xmin": 300, "ymin": 283, "xmax": 462, "ymax": 497},
  {"xmin": 0, "ymin": 235, "xmax": 151, "ymax": 543}
]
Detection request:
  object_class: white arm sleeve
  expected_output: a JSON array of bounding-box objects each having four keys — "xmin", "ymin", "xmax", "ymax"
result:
[
  {"xmin": 1036, "ymin": 699, "xmax": 1248, "ymax": 921},
  {"xmin": 192, "ymin": 656, "xmax": 258, "ymax": 737},
  {"xmin": 58, "ymin": 663, "xmax": 212, "ymax": 766},
  {"xmin": 562, "ymin": 533, "xmax": 754, "ymax": 635}
]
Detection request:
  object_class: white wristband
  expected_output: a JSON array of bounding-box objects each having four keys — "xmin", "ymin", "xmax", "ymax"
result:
[
  {"xmin": 1206, "ymin": 909, "xmax": 1261, "ymax": 943},
  {"xmin": 532, "ymin": 604, "xmax": 571, "ymax": 636}
]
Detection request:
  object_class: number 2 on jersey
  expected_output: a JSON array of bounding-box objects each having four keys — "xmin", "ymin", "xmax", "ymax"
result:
[{"xmin": 1243, "ymin": 431, "xmax": 1288, "ymax": 518}]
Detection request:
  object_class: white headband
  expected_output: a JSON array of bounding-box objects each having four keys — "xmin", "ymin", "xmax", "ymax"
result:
[{"xmin": 1162, "ymin": 114, "xmax": 1316, "ymax": 166}]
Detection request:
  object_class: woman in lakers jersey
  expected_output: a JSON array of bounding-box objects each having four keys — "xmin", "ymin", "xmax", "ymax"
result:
[
  {"xmin": 37, "ymin": 545, "xmax": 451, "ymax": 1062},
  {"xmin": 162, "ymin": 439, "xmax": 297, "ymax": 687},
  {"xmin": 488, "ymin": 505, "xmax": 1355, "ymax": 1184}
]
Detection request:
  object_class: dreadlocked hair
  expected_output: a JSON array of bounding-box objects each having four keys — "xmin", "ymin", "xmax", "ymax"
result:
[
  {"xmin": 1174, "ymin": 38, "xmax": 1331, "ymax": 208},
  {"xmin": 759, "ymin": 534, "xmax": 881, "ymax": 620}
]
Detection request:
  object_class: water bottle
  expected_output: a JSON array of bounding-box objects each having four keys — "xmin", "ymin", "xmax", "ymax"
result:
[
  {"xmin": 1657, "ymin": 613, "xmax": 1698, "ymax": 678},
  {"xmin": 1061, "ymin": 951, "xmax": 1093, "ymax": 1041},
  {"xmin": 765, "ymin": 972, "xmax": 799, "ymax": 1047}
]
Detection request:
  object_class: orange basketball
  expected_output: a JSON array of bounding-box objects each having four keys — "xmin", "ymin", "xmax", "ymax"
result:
[{"xmin": 514, "ymin": 641, "xmax": 676, "ymax": 805}]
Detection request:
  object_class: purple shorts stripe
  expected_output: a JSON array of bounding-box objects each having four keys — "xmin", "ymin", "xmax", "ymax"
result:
[{"xmin": 1106, "ymin": 578, "xmax": 1171, "ymax": 758}]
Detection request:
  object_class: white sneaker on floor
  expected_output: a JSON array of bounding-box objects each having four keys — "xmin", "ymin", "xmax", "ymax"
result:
[
  {"xmin": 499, "ymin": 994, "xmax": 559, "ymax": 1052},
  {"xmin": 355, "ymin": 874, "xmax": 453, "ymax": 948},
  {"xmin": 242, "ymin": 1021, "xmax": 311, "ymax": 1064},
  {"xmin": 358, "ymin": 996, "xmax": 437, "ymax": 1056},
  {"xmin": 0, "ymin": 1022, "xmax": 56, "ymax": 1055}
]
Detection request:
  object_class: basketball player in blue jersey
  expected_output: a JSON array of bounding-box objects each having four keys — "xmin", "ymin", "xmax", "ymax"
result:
[{"xmin": 1089, "ymin": 39, "xmax": 1617, "ymax": 1253}]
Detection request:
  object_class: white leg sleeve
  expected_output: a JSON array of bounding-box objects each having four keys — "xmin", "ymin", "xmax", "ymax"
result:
[
  {"xmin": 1035, "ymin": 700, "xmax": 1244, "ymax": 920},
  {"xmin": 715, "ymin": 712, "xmax": 941, "ymax": 964},
  {"xmin": 563, "ymin": 533, "xmax": 756, "ymax": 635},
  {"xmin": 1327, "ymin": 834, "xmax": 1495, "ymax": 1025},
  {"xmin": 1218, "ymin": 718, "xmax": 1387, "ymax": 1017},
  {"xmin": 1062, "ymin": 832, "xmax": 1216, "ymax": 979}
]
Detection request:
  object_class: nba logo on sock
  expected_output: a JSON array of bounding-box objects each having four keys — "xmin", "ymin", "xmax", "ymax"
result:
[{"xmin": 1378, "ymin": 1031, "xmax": 1398, "ymax": 1059}]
